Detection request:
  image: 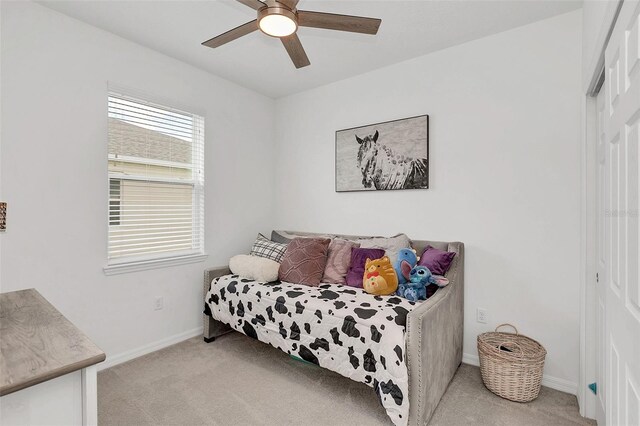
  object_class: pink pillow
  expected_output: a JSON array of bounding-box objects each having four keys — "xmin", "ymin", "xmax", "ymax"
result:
[
  {"xmin": 418, "ymin": 246, "xmax": 455, "ymax": 276},
  {"xmin": 278, "ymin": 238, "xmax": 331, "ymax": 286},
  {"xmin": 322, "ymin": 239, "xmax": 360, "ymax": 284}
]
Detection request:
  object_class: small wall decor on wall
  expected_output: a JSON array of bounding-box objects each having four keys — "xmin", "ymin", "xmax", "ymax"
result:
[
  {"xmin": 335, "ymin": 115, "xmax": 429, "ymax": 192},
  {"xmin": 0, "ymin": 202, "xmax": 6, "ymax": 232}
]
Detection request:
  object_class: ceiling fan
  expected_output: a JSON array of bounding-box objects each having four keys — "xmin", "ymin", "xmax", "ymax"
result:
[{"xmin": 201, "ymin": 0, "xmax": 382, "ymax": 69}]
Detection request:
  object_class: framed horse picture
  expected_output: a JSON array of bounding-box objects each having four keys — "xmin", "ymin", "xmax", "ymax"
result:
[{"xmin": 335, "ymin": 115, "xmax": 429, "ymax": 192}]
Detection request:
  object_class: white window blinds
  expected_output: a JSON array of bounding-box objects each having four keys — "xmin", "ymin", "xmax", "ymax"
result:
[{"xmin": 107, "ymin": 93, "xmax": 204, "ymax": 264}]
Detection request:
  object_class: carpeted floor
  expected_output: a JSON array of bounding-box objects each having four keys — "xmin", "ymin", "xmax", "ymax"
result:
[{"xmin": 98, "ymin": 333, "xmax": 595, "ymax": 426}]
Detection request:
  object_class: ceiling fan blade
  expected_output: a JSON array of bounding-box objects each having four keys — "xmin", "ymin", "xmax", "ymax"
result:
[
  {"xmin": 281, "ymin": 34, "xmax": 310, "ymax": 68},
  {"xmin": 236, "ymin": 0, "xmax": 266, "ymax": 11},
  {"xmin": 278, "ymin": 0, "xmax": 299, "ymax": 10},
  {"xmin": 202, "ymin": 20, "xmax": 258, "ymax": 48},
  {"xmin": 298, "ymin": 11, "xmax": 381, "ymax": 35}
]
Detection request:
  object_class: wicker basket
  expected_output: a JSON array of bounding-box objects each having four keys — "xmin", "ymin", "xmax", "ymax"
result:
[{"xmin": 477, "ymin": 324, "xmax": 546, "ymax": 402}]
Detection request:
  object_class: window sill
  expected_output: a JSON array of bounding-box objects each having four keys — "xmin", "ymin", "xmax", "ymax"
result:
[{"xmin": 103, "ymin": 253, "xmax": 209, "ymax": 276}]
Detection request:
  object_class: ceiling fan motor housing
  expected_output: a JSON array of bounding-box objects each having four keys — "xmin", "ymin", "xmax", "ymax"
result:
[{"xmin": 258, "ymin": 6, "xmax": 298, "ymax": 37}]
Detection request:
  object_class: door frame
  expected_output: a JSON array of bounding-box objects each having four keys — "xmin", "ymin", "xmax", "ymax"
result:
[
  {"xmin": 580, "ymin": 91, "xmax": 598, "ymax": 420},
  {"xmin": 579, "ymin": 0, "xmax": 623, "ymax": 419}
]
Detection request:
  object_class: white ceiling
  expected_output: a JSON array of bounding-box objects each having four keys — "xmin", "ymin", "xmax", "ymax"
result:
[{"xmin": 39, "ymin": 0, "xmax": 582, "ymax": 98}]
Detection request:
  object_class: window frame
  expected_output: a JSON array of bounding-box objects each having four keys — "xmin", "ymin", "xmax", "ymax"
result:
[{"xmin": 103, "ymin": 89, "xmax": 207, "ymax": 275}]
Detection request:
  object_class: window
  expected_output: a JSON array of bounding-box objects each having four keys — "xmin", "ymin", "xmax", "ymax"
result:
[
  {"xmin": 109, "ymin": 178, "xmax": 121, "ymax": 226},
  {"xmin": 107, "ymin": 93, "xmax": 204, "ymax": 268}
]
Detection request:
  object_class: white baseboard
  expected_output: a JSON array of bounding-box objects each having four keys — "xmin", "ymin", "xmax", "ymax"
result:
[
  {"xmin": 98, "ymin": 326, "xmax": 203, "ymax": 371},
  {"xmin": 462, "ymin": 353, "xmax": 578, "ymax": 395}
]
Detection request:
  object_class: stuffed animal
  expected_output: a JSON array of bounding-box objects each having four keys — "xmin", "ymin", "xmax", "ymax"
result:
[
  {"xmin": 397, "ymin": 265, "xmax": 450, "ymax": 302},
  {"xmin": 363, "ymin": 256, "xmax": 399, "ymax": 296},
  {"xmin": 394, "ymin": 248, "xmax": 418, "ymax": 284}
]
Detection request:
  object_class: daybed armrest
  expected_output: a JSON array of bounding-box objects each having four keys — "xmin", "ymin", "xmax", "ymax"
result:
[
  {"xmin": 405, "ymin": 242, "xmax": 464, "ymax": 426},
  {"xmin": 203, "ymin": 266, "xmax": 232, "ymax": 342},
  {"xmin": 204, "ymin": 266, "xmax": 231, "ymax": 297}
]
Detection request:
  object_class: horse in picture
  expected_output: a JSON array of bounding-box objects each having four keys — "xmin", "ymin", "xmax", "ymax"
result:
[{"xmin": 356, "ymin": 130, "xmax": 429, "ymax": 190}]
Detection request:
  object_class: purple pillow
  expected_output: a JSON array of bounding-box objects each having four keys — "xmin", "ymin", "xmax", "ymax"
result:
[
  {"xmin": 345, "ymin": 247, "xmax": 385, "ymax": 288},
  {"xmin": 418, "ymin": 245, "xmax": 456, "ymax": 276}
]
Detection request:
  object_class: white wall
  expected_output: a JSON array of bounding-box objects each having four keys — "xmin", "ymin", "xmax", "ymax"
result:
[
  {"xmin": 274, "ymin": 11, "xmax": 583, "ymax": 389},
  {"xmin": 0, "ymin": 1, "xmax": 275, "ymax": 364}
]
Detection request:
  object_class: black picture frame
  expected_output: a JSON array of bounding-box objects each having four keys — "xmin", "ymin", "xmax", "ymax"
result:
[{"xmin": 335, "ymin": 114, "xmax": 429, "ymax": 192}]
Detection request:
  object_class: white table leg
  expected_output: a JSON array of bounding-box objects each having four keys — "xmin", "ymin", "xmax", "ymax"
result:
[{"xmin": 81, "ymin": 365, "xmax": 98, "ymax": 426}]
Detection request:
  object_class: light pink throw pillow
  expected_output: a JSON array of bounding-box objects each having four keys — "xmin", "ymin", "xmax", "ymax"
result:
[{"xmin": 321, "ymin": 239, "xmax": 360, "ymax": 284}]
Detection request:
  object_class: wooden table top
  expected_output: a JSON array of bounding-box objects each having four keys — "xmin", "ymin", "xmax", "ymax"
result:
[{"xmin": 0, "ymin": 289, "xmax": 105, "ymax": 396}]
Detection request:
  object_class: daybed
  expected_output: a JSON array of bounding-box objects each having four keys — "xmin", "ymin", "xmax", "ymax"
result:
[{"xmin": 203, "ymin": 231, "xmax": 464, "ymax": 426}]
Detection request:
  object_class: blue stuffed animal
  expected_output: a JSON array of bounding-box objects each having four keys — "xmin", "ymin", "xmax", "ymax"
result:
[
  {"xmin": 397, "ymin": 265, "xmax": 450, "ymax": 302},
  {"xmin": 394, "ymin": 248, "xmax": 418, "ymax": 285}
]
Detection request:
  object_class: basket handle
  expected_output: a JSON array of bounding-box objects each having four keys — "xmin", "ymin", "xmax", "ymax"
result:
[
  {"xmin": 495, "ymin": 323, "xmax": 519, "ymax": 335},
  {"xmin": 497, "ymin": 341, "xmax": 525, "ymax": 357}
]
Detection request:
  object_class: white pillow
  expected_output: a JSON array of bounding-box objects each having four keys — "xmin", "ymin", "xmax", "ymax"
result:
[
  {"xmin": 357, "ymin": 233, "xmax": 411, "ymax": 265},
  {"xmin": 229, "ymin": 254, "xmax": 280, "ymax": 282}
]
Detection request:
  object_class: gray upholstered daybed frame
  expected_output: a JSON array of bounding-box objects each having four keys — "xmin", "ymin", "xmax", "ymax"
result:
[{"xmin": 203, "ymin": 232, "xmax": 464, "ymax": 426}]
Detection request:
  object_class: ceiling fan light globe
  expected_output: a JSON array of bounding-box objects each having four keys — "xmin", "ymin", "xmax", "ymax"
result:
[
  {"xmin": 259, "ymin": 14, "xmax": 296, "ymax": 37},
  {"xmin": 258, "ymin": 8, "xmax": 297, "ymax": 37}
]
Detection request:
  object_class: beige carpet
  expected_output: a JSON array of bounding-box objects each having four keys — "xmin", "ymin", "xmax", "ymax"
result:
[{"xmin": 98, "ymin": 333, "xmax": 594, "ymax": 426}]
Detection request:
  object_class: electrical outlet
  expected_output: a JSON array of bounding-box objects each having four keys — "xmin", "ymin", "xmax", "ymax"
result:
[
  {"xmin": 154, "ymin": 297, "xmax": 164, "ymax": 311},
  {"xmin": 477, "ymin": 308, "xmax": 488, "ymax": 324}
]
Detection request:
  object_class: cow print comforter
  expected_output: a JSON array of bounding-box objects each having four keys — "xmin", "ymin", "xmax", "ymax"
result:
[{"xmin": 205, "ymin": 274, "xmax": 423, "ymax": 426}]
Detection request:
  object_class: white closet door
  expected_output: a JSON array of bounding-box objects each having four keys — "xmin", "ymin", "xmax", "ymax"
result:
[{"xmin": 602, "ymin": 1, "xmax": 640, "ymax": 425}]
